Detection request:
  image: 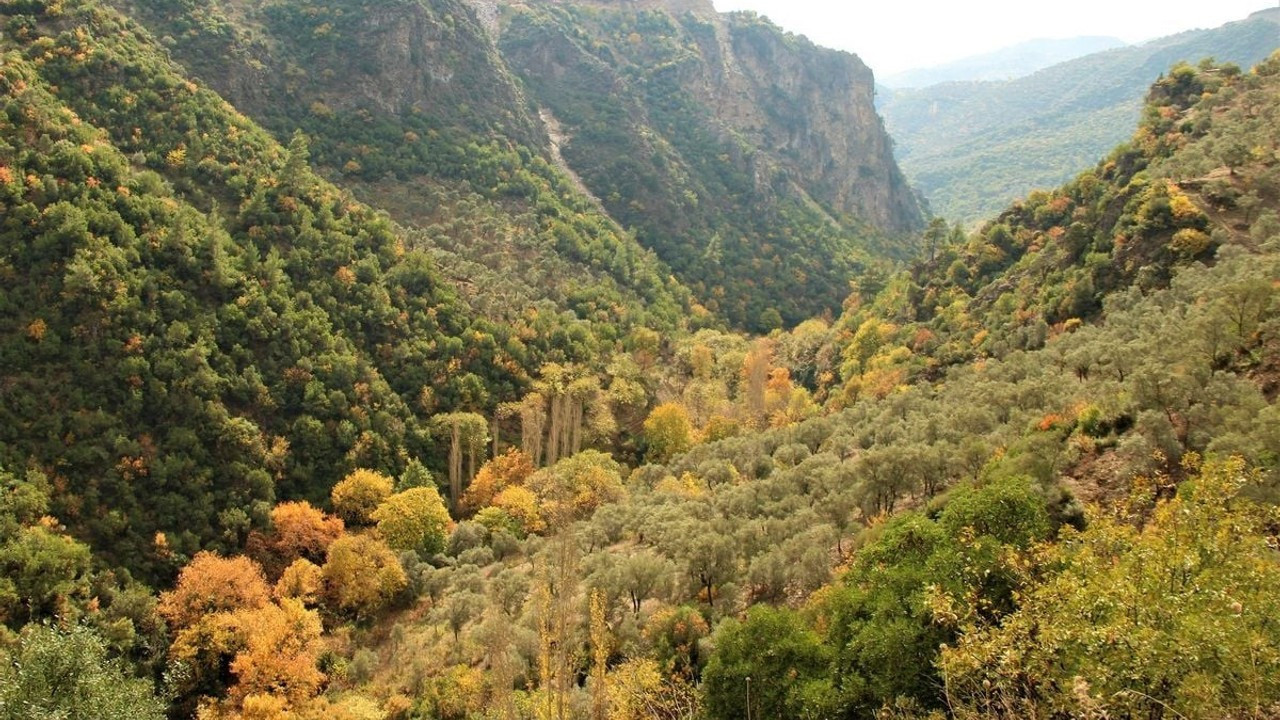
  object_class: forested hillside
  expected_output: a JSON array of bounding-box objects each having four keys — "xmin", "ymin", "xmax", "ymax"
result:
[
  {"xmin": 111, "ymin": 0, "xmax": 922, "ymax": 332},
  {"xmin": 2, "ymin": 0, "xmax": 1280, "ymax": 717},
  {"xmin": 113, "ymin": 0, "xmax": 705, "ymax": 334},
  {"xmin": 882, "ymin": 8, "xmax": 1280, "ymax": 224}
]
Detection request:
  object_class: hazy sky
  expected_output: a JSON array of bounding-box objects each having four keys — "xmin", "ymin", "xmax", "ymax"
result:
[{"xmin": 710, "ymin": 1, "xmax": 1277, "ymax": 76}]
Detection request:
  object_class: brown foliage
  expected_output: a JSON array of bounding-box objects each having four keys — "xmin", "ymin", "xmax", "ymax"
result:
[
  {"xmin": 158, "ymin": 552, "xmax": 271, "ymax": 631},
  {"xmin": 249, "ymin": 502, "xmax": 344, "ymax": 578},
  {"xmin": 462, "ymin": 449, "xmax": 535, "ymax": 513}
]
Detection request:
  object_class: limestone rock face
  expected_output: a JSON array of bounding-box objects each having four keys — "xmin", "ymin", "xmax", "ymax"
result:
[
  {"xmin": 123, "ymin": 0, "xmax": 543, "ymax": 147},
  {"xmin": 498, "ymin": 0, "xmax": 921, "ymax": 235},
  {"xmin": 117, "ymin": 0, "xmax": 922, "ymax": 328}
]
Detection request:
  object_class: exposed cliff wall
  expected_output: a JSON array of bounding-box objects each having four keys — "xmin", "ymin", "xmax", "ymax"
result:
[
  {"xmin": 497, "ymin": 0, "xmax": 922, "ymax": 327},
  {"xmin": 114, "ymin": 0, "xmax": 922, "ymax": 330}
]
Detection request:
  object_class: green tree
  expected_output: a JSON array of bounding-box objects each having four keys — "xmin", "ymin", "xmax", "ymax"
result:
[
  {"xmin": 371, "ymin": 487, "xmax": 451, "ymax": 555},
  {"xmin": 0, "ymin": 526, "xmax": 91, "ymax": 628},
  {"xmin": 701, "ymin": 606, "xmax": 836, "ymax": 720},
  {"xmin": 0, "ymin": 624, "xmax": 164, "ymax": 720},
  {"xmin": 942, "ymin": 457, "xmax": 1280, "ymax": 719}
]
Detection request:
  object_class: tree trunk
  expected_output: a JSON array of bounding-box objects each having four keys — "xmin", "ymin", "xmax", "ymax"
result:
[{"xmin": 450, "ymin": 422, "xmax": 462, "ymax": 510}]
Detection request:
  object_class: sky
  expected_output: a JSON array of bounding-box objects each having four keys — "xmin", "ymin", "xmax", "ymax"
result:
[{"xmin": 710, "ymin": 0, "xmax": 1277, "ymax": 76}]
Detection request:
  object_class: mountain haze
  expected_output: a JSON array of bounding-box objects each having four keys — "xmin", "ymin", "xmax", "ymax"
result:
[
  {"xmin": 882, "ymin": 35, "xmax": 1127, "ymax": 88},
  {"xmin": 883, "ymin": 8, "xmax": 1280, "ymax": 223}
]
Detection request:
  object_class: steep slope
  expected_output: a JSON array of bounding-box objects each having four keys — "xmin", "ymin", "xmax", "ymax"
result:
[
  {"xmin": 882, "ymin": 8, "xmax": 1280, "ymax": 224},
  {"xmin": 829, "ymin": 55, "xmax": 1280, "ymax": 409},
  {"xmin": 882, "ymin": 35, "xmax": 1126, "ymax": 88},
  {"xmin": 114, "ymin": 0, "xmax": 923, "ymax": 332},
  {"xmin": 115, "ymin": 0, "xmax": 698, "ymax": 333},
  {"xmin": 0, "ymin": 0, "xmax": 649, "ymax": 578},
  {"xmin": 497, "ymin": 0, "xmax": 924, "ymax": 328}
]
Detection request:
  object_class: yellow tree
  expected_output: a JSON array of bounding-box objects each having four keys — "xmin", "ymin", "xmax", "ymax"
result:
[
  {"xmin": 740, "ymin": 339, "xmax": 773, "ymax": 426},
  {"xmin": 321, "ymin": 534, "xmax": 407, "ymax": 620},
  {"xmin": 462, "ymin": 449, "xmax": 535, "ymax": 513},
  {"xmin": 491, "ymin": 485, "xmax": 545, "ymax": 536},
  {"xmin": 642, "ymin": 403, "xmax": 694, "ymax": 464},
  {"xmin": 525, "ymin": 451, "xmax": 625, "ymax": 528},
  {"xmin": 589, "ymin": 591, "xmax": 611, "ymax": 720},
  {"xmin": 226, "ymin": 598, "xmax": 325, "ymax": 708},
  {"xmin": 158, "ymin": 552, "xmax": 271, "ymax": 631},
  {"xmin": 330, "ymin": 469, "xmax": 393, "ymax": 526},
  {"xmin": 941, "ymin": 457, "xmax": 1280, "ymax": 718},
  {"xmin": 274, "ymin": 558, "xmax": 323, "ymax": 605}
]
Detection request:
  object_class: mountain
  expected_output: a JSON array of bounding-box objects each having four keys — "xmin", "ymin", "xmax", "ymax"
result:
[
  {"xmin": 495, "ymin": 0, "xmax": 923, "ymax": 327},
  {"xmin": 114, "ymin": 0, "xmax": 924, "ymax": 331},
  {"xmin": 4, "ymin": 0, "xmax": 1280, "ymax": 716},
  {"xmin": 0, "ymin": 0, "xmax": 922, "ymax": 578},
  {"xmin": 115, "ymin": 0, "xmax": 698, "ymax": 333},
  {"xmin": 882, "ymin": 8, "xmax": 1280, "ymax": 224},
  {"xmin": 882, "ymin": 35, "xmax": 1127, "ymax": 88}
]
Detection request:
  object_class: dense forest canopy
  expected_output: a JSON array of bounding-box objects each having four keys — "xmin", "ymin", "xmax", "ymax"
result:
[{"xmin": 1, "ymin": 0, "xmax": 1279, "ymax": 717}]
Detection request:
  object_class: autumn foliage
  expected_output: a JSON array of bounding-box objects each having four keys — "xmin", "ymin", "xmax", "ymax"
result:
[
  {"xmin": 462, "ymin": 449, "xmax": 535, "ymax": 513},
  {"xmin": 330, "ymin": 469, "xmax": 394, "ymax": 526},
  {"xmin": 321, "ymin": 533, "xmax": 407, "ymax": 619},
  {"xmin": 157, "ymin": 552, "xmax": 271, "ymax": 631}
]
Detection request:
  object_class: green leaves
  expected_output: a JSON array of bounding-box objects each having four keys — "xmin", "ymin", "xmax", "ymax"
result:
[
  {"xmin": 942, "ymin": 458, "xmax": 1280, "ymax": 719},
  {"xmin": 0, "ymin": 624, "xmax": 165, "ymax": 720}
]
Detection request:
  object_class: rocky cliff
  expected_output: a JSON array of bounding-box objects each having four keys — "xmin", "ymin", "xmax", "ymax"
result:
[
  {"xmin": 114, "ymin": 0, "xmax": 922, "ymax": 330},
  {"xmin": 497, "ymin": 0, "xmax": 922, "ymax": 327}
]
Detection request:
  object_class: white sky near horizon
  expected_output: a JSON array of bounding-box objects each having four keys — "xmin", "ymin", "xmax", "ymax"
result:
[{"xmin": 710, "ymin": 0, "xmax": 1278, "ymax": 76}]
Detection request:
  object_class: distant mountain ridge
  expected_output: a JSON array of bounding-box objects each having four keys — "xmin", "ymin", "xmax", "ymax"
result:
[
  {"xmin": 882, "ymin": 35, "xmax": 1127, "ymax": 88},
  {"xmin": 882, "ymin": 8, "xmax": 1280, "ymax": 224}
]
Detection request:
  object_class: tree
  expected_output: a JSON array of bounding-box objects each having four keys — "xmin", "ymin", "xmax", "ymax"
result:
[
  {"xmin": 491, "ymin": 486, "xmax": 545, "ymax": 536},
  {"xmin": 607, "ymin": 658, "xmax": 701, "ymax": 720},
  {"xmin": 525, "ymin": 450, "xmax": 625, "ymax": 527},
  {"xmin": 226, "ymin": 598, "xmax": 325, "ymax": 708},
  {"xmin": 370, "ymin": 487, "xmax": 451, "ymax": 555},
  {"xmin": 321, "ymin": 534, "xmax": 407, "ymax": 619},
  {"xmin": 157, "ymin": 552, "xmax": 271, "ymax": 631},
  {"xmin": 701, "ymin": 606, "xmax": 836, "ymax": 720},
  {"xmin": 0, "ymin": 624, "xmax": 164, "ymax": 720},
  {"xmin": 643, "ymin": 403, "xmax": 694, "ymax": 463},
  {"xmin": 643, "ymin": 605, "xmax": 709, "ymax": 681},
  {"xmin": 680, "ymin": 526, "xmax": 737, "ymax": 610},
  {"xmin": 249, "ymin": 501, "xmax": 344, "ymax": 576},
  {"xmin": 0, "ymin": 525, "xmax": 92, "ymax": 628},
  {"xmin": 822, "ymin": 477, "xmax": 1052, "ymax": 715},
  {"xmin": 330, "ymin": 470, "xmax": 394, "ymax": 526},
  {"xmin": 274, "ymin": 558, "xmax": 323, "ymax": 605},
  {"xmin": 432, "ymin": 413, "xmax": 490, "ymax": 510},
  {"xmin": 462, "ymin": 449, "xmax": 535, "ymax": 513},
  {"xmin": 589, "ymin": 590, "xmax": 611, "ymax": 720},
  {"xmin": 619, "ymin": 550, "xmax": 675, "ymax": 615},
  {"xmin": 740, "ymin": 340, "xmax": 773, "ymax": 425},
  {"xmin": 941, "ymin": 457, "xmax": 1280, "ymax": 719}
]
